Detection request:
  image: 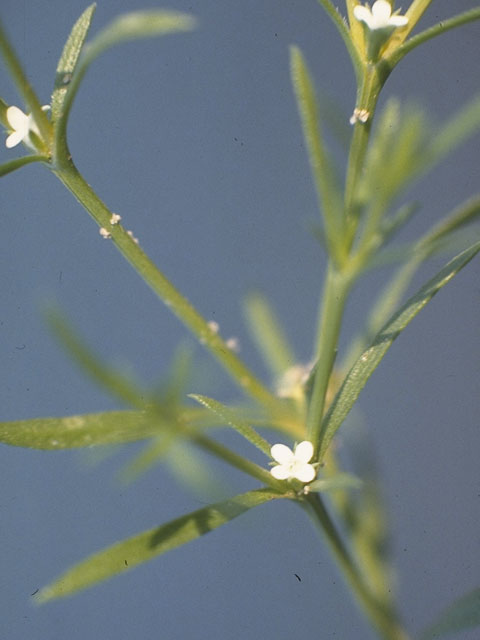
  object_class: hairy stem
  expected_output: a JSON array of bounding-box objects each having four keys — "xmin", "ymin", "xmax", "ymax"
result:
[{"xmin": 304, "ymin": 494, "xmax": 411, "ymax": 640}]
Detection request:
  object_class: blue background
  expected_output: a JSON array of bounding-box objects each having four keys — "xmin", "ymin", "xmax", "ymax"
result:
[{"xmin": 1, "ymin": 1, "xmax": 479, "ymax": 638}]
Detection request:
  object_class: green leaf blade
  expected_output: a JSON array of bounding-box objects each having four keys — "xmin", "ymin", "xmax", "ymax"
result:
[
  {"xmin": 243, "ymin": 292, "xmax": 296, "ymax": 379},
  {"xmin": 0, "ymin": 154, "xmax": 46, "ymax": 177},
  {"xmin": 424, "ymin": 94, "xmax": 480, "ymax": 176},
  {"xmin": 46, "ymin": 309, "xmax": 146, "ymax": 409},
  {"xmin": 419, "ymin": 588, "xmax": 480, "ymax": 640},
  {"xmin": 36, "ymin": 489, "xmax": 281, "ymax": 603},
  {"xmin": 88, "ymin": 10, "xmax": 196, "ymax": 51},
  {"xmin": 53, "ymin": 9, "xmax": 195, "ymax": 159},
  {"xmin": 189, "ymin": 394, "xmax": 272, "ymax": 457},
  {"xmin": 319, "ymin": 240, "xmax": 480, "ymax": 459},
  {"xmin": 290, "ymin": 46, "xmax": 345, "ymax": 263},
  {"xmin": 344, "ymin": 196, "xmax": 480, "ymax": 370},
  {"xmin": 51, "ymin": 4, "xmax": 97, "ymax": 123},
  {"xmin": 0, "ymin": 410, "xmax": 162, "ymax": 449},
  {"xmin": 308, "ymin": 472, "xmax": 362, "ymax": 493}
]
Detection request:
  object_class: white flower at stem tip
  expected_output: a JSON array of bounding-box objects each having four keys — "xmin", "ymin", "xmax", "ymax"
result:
[
  {"xmin": 5, "ymin": 104, "xmax": 49, "ymax": 150},
  {"xmin": 270, "ymin": 440, "xmax": 316, "ymax": 483},
  {"xmin": 353, "ymin": 1, "xmax": 408, "ymax": 31}
]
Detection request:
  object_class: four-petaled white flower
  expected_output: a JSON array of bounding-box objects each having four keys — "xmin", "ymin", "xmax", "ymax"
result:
[
  {"xmin": 353, "ymin": 1, "xmax": 408, "ymax": 31},
  {"xmin": 270, "ymin": 440, "xmax": 316, "ymax": 483},
  {"xmin": 5, "ymin": 104, "xmax": 49, "ymax": 150}
]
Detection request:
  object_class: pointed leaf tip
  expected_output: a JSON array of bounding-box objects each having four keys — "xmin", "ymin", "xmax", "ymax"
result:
[{"xmin": 35, "ymin": 489, "xmax": 279, "ymax": 602}]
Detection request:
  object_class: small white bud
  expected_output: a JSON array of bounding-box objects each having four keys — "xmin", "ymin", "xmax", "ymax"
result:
[
  {"xmin": 207, "ymin": 320, "xmax": 220, "ymax": 334},
  {"xmin": 127, "ymin": 230, "xmax": 139, "ymax": 245},
  {"xmin": 225, "ymin": 337, "xmax": 240, "ymax": 352},
  {"xmin": 99, "ymin": 227, "xmax": 111, "ymax": 239},
  {"xmin": 350, "ymin": 108, "xmax": 370, "ymax": 125}
]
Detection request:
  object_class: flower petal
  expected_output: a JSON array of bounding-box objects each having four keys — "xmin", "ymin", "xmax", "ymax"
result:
[
  {"xmin": 5, "ymin": 130, "xmax": 24, "ymax": 148},
  {"xmin": 6, "ymin": 105, "xmax": 28, "ymax": 131},
  {"xmin": 390, "ymin": 15, "xmax": 408, "ymax": 26},
  {"xmin": 271, "ymin": 443, "xmax": 294, "ymax": 465},
  {"xmin": 294, "ymin": 441, "xmax": 314, "ymax": 463},
  {"xmin": 270, "ymin": 464, "xmax": 290, "ymax": 480},
  {"xmin": 294, "ymin": 464, "xmax": 316, "ymax": 483},
  {"xmin": 372, "ymin": 0, "xmax": 391, "ymax": 22},
  {"xmin": 353, "ymin": 6, "xmax": 371, "ymax": 25}
]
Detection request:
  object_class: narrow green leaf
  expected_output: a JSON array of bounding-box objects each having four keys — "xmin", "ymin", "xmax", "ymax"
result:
[
  {"xmin": 345, "ymin": 0, "xmax": 365, "ymax": 60},
  {"xmin": 426, "ymin": 195, "xmax": 480, "ymax": 243},
  {"xmin": 290, "ymin": 46, "xmax": 345, "ymax": 263},
  {"xmin": 118, "ymin": 434, "xmax": 173, "ymax": 483},
  {"xmin": 0, "ymin": 410, "xmax": 164, "ymax": 449},
  {"xmin": 369, "ymin": 227, "xmax": 480, "ymax": 272},
  {"xmin": 36, "ymin": 488, "xmax": 281, "ymax": 602},
  {"xmin": 356, "ymin": 100, "xmax": 427, "ymax": 236},
  {"xmin": 88, "ymin": 10, "xmax": 196, "ymax": 50},
  {"xmin": 344, "ymin": 196, "xmax": 480, "ymax": 370},
  {"xmin": 308, "ymin": 473, "xmax": 362, "ymax": 493},
  {"xmin": 419, "ymin": 588, "xmax": 480, "ymax": 640},
  {"xmin": 46, "ymin": 309, "xmax": 146, "ymax": 408},
  {"xmin": 189, "ymin": 394, "xmax": 272, "ymax": 457},
  {"xmin": 0, "ymin": 96, "xmax": 9, "ymax": 124},
  {"xmin": 51, "ymin": 4, "xmax": 96, "ymax": 124},
  {"xmin": 389, "ymin": 7, "xmax": 480, "ymax": 65},
  {"xmin": 424, "ymin": 94, "xmax": 480, "ymax": 174},
  {"xmin": 165, "ymin": 442, "xmax": 229, "ymax": 500},
  {"xmin": 315, "ymin": 0, "xmax": 363, "ymax": 80},
  {"xmin": 55, "ymin": 10, "xmax": 195, "ymax": 148},
  {"xmin": 384, "ymin": 0, "xmax": 432, "ymax": 53},
  {"xmin": 380, "ymin": 201, "xmax": 421, "ymax": 245},
  {"xmin": 243, "ymin": 292, "xmax": 296, "ymax": 379},
  {"xmin": 318, "ymin": 240, "xmax": 480, "ymax": 459},
  {"xmin": 0, "ymin": 154, "xmax": 46, "ymax": 177},
  {"xmin": 157, "ymin": 342, "xmax": 194, "ymax": 405}
]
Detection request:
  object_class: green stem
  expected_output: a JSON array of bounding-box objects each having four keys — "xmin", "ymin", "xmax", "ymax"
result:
[
  {"xmin": 308, "ymin": 66, "xmax": 385, "ymax": 455},
  {"xmin": 306, "ymin": 264, "xmax": 351, "ymax": 454},
  {"xmin": 344, "ymin": 68, "xmax": 382, "ymax": 234},
  {"xmin": 303, "ymin": 494, "xmax": 411, "ymax": 640},
  {"xmin": 191, "ymin": 432, "xmax": 286, "ymax": 492},
  {"xmin": 52, "ymin": 160, "xmax": 280, "ymax": 410}
]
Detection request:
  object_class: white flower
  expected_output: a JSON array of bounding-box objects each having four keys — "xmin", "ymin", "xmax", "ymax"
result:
[
  {"xmin": 353, "ymin": 1, "xmax": 408, "ymax": 31},
  {"xmin": 5, "ymin": 104, "xmax": 49, "ymax": 150},
  {"xmin": 270, "ymin": 441, "xmax": 316, "ymax": 483}
]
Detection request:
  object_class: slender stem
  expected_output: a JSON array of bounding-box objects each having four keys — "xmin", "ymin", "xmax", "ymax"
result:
[
  {"xmin": 191, "ymin": 432, "xmax": 287, "ymax": 492},
  {"xmin": 344, "ymin": 68, "xmax": 381, "ymax": 231},
  {"xmin": 52, "ymin": 159, "xmax": 280, "ymax": 410},
  {"xmin": 308, "ymin": 66, "xmax": 385, "ymax": 456},
  {"xmin": 303, "ymin": 494, "xmax": 412, "ymax": 640},
  {"xmin": 306, "ymin": 264, "xmax": 351, "ymax": 454}
]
